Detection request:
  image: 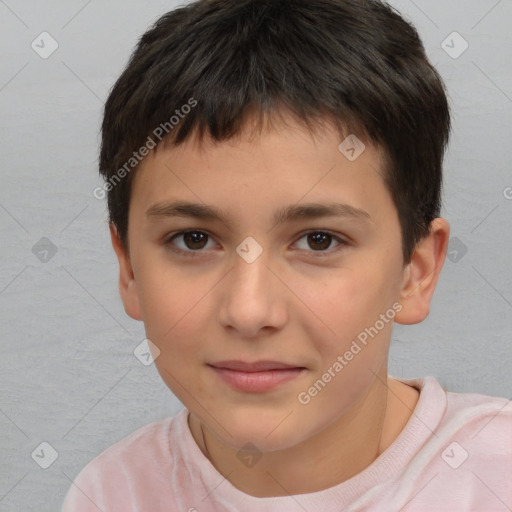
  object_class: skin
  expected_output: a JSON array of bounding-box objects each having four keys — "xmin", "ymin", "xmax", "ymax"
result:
[{"xmin": 111, "ymin": 111, "xmax": 450, "ymax": 497}]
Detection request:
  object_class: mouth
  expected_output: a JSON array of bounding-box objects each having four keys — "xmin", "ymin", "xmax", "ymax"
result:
[{"xmin": 207, "ymin": 360, "xmax": 306, "ymax": 393}]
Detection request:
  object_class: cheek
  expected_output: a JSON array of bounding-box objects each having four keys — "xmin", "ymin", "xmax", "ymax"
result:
[
  {"xmin": 135, "ymin": 256, "xmax": 214, "ymax": 348},
  {"xmin": 294, "ymin": 273, "xmax": 396, "ymax": 421},
  {"xmin": 297, "ymin": 264, "xmax": 399, "ymax": 349},
  {"xmin": 138, "ymin": 265, "xmax": 215, "ymax": 399}
]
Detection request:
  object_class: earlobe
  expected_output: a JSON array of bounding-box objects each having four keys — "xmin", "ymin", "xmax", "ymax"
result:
[
  {"xmin": 109, "ymin": 223, "xmax": 143, "ymax": 321},
  {"xmin": 395, "ymin": 218, "xmax": 450, "ymax": 325}
]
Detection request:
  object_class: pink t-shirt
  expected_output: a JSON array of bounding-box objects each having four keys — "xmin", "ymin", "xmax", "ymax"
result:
[{"xmin": 61, "ymin": 377, "xmax": 512, "ymax": 511}]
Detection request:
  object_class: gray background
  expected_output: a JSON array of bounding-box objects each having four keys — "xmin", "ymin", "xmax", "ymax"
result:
[{"xmin": 1, "ymin": 0, "xmax": 511, "ymax": 510}]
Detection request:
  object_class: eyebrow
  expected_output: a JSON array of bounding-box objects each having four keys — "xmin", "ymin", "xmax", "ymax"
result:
[{"xmin": 146, "ymin": 200, "xmax": 371, "ymax": 228}]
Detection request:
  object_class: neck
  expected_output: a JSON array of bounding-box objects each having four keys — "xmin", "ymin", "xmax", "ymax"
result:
[{"xmin": 188, "ymin": 371, "xmax": 418, "ymax": 497}]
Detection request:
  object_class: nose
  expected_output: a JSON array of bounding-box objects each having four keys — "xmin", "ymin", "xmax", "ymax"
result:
[{"xmin": 217, "ymin": 244, "xmax": 288, "ymax": 339}]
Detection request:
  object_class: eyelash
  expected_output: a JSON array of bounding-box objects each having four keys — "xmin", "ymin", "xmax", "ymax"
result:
[{"xmin": 163, "ymin": 229, "xmax": 349, "ymax": 258}]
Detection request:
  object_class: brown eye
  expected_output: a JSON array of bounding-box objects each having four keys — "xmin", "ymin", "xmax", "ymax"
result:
[
  {"xmin": 182, "ymin": 231, "xmax": 208, "ymax": 250},
  {"xmin": 166, "ymin": 230, "xmax": 214, "ymax": 254},
  {"xmin": 294, "ymin": 230, "xmax": 346, "ymax": 256},
  {"xmin": 307, "ymin": 232, "xmax": 332, "ymax": 251}
]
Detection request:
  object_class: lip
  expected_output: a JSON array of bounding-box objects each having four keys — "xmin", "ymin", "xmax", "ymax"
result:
[
  {"xmin": 210, "ymin": 360, "xmax": 303, "ymax": 372},
  {"xmin": 208, "ymin": 360, "xmax": 306, "ymax": 393}
]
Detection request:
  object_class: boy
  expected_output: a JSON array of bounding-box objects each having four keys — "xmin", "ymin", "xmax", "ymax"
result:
[{"xmin": 63, "ymin": 0, "xmax": 511, "ymax": 510}]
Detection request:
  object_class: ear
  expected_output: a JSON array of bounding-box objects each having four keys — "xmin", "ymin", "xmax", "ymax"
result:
[
  {"xmin": 109, "ymin": 223, "xmax": 143, "ymax": 321},
  {"xmin": 395, "ymin": 218, "xmax": 450, "ymax": 325}
]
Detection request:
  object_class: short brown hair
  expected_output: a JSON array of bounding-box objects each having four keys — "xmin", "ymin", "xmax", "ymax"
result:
[{"xmin": 99, "ymin": 0, "xmax": 450, "ymax": 262}]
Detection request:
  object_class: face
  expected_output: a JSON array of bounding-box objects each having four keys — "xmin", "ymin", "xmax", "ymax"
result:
[{"xmin": 123, "ymin": 113, "xmax": 408, "ymax": 452}]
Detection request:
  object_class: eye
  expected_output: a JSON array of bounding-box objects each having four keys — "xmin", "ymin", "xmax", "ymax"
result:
[
  {"xmin": 294, "ymin": 230, "xmax": 346, "ymax": 256},
  {"xmin": 165, "ymin": 230, "xmax": 216, "ymax": 255},
  {"xmin": 164, "ymin": 229, "xmax": 348, "ymax": 257}
]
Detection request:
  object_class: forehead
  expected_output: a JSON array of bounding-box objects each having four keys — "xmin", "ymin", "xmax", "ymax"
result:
[{"xmin": 129, "ymin": 112, "xmax": 392, "ymax": 226}]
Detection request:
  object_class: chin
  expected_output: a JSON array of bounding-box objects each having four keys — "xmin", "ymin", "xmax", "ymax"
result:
[{"xmin": 211, "ymin": 411, "xmax": 316, "ymax": 453}]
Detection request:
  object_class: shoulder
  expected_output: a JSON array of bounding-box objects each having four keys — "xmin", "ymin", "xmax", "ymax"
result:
[
  {"xmin": 61, "ymin": 409, "xmax": 188, "ymax": 511},
  {"xmin": 417, "ymin": 377, "xmax": 511, "ymax": 456},
  {"xmin": 402, "ymin": 376, "xmax": 511, "ymax": 448},
  {"xmin": 391, "ymin": 378, "xmax": 512, "ymax": 510},
  {"xmin": 443, "ymin": 386, "xmax": 512, "ymax": 442},
  {"xmin": 85, "ymin": 414, "xmax": 177, "ymax": 470},
  {"xmin": 433, "ymin": 383, "xmax": 510, "ymax": 477},
  {"xmin": 440, "ymin": 386, "xmax": 512, "ymax": 468},
  {"xmin": 397, "ymin": 377, "xmax": 511, "ymax": 474}
]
